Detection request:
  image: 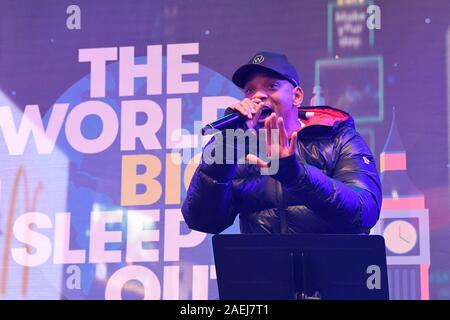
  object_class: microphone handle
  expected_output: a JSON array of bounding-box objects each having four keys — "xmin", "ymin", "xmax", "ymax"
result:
[{"xmin": 201, "ymin": 111, "xmax": 247, "ymax": 136}]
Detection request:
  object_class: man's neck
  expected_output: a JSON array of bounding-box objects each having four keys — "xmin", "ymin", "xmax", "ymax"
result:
[{"xmin": 284, "ymin": 115, "xmax": 301, "ymax": 136}]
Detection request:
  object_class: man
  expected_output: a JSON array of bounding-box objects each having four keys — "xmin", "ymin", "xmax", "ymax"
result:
[{"xmin": 181, "ymin": 51, "xmax": 382, "ymax": 234}]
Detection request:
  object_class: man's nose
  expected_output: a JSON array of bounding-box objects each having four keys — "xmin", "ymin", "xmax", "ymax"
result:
[{"xmin": 251, "ymin": 89, "xmax": 268, "ymax": 100}]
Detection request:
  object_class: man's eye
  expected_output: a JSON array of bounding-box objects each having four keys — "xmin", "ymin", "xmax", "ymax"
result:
[
  {"xmin": 245, "ymin": 88, "xmax": 254, "ymax": 94},
  {"xmin": 268, "ymin": 83, "xmax": 278, "ymax": 89}
]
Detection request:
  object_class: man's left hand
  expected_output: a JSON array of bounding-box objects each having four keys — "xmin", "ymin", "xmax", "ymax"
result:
[{"xmin": 246, "ymin": 113, "xmax": 298, "ymax": 168}]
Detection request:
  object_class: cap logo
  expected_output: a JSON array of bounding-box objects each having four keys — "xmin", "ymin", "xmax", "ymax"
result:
[{"xmin": 252, "ymin": 55, "xmax": 264, "ymax": 64}]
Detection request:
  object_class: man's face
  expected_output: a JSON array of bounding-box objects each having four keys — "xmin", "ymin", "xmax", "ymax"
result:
[{"xmin": 243, "ymin": 73, "xmax": 301, "ymax": 126}]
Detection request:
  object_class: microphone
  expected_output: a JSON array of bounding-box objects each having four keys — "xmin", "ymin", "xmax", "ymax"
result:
[{"xmin": 201, "ymin": 108, "xmax": 248, "ymax": 136}]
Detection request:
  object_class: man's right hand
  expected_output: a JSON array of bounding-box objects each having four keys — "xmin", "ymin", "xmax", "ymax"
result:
[{"xmin": 227, "ymin": 98, "xmax": 264, "ymax": 130}]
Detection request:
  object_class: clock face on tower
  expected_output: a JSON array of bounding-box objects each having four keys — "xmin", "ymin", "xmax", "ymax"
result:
[{"xmin": 383, "ymin": 220, "xmax": 418, "ymax": 254}]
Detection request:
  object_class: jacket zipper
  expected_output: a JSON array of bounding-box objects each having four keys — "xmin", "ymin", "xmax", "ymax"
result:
[{"xmin": 276, "ymin": 181, "xmax": 288, "ymax": 234}]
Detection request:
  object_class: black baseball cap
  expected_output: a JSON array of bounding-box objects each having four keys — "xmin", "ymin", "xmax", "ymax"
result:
[{"xmin": 232, "ymin": 51, "xmax": 300, "ymax": 88}]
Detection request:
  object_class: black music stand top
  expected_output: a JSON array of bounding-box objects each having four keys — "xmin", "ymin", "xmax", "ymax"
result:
[{"xmin": 212, "ymin": 234, "xmax": 389, "ymax": 300}]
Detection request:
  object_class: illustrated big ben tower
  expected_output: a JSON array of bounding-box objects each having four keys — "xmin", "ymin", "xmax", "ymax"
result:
[{"xmin": 372, "ymin": 109, "xmax": 431, "ymax": 300}]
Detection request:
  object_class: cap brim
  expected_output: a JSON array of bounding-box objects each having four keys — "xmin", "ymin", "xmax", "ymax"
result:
[{"xmin": 232, "ymin": 64, "xmax": 286, "ymax": 88}]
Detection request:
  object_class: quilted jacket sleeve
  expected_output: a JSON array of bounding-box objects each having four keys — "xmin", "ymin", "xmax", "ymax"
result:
[
  {"xmin": 181, "ymin": 135, "xmax": 240, "ymax": 234},
  {"xmin": 273, "ymin": 129, "xmax": 382, "ymax": 231}
]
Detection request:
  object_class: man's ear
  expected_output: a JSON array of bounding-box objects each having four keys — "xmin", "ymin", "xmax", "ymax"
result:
[{"xmin": 293, "ymin": 86, "xmax": 304, "ymax": 107}]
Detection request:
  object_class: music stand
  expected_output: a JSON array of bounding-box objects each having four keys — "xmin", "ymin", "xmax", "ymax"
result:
[{"xmin": 212, "ymin": 234, "xmax": 389, "ymax": 300}]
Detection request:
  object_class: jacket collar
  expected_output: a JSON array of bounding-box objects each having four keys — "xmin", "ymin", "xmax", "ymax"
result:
[{"xmin": 297, "ymin": 105, "xmax": 355, "ymax": 137}]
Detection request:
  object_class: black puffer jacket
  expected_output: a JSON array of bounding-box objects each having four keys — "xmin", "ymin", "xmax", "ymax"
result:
[{"xmin": 181, "ymin": 106, "xmax": 382, "ymax": 234}]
